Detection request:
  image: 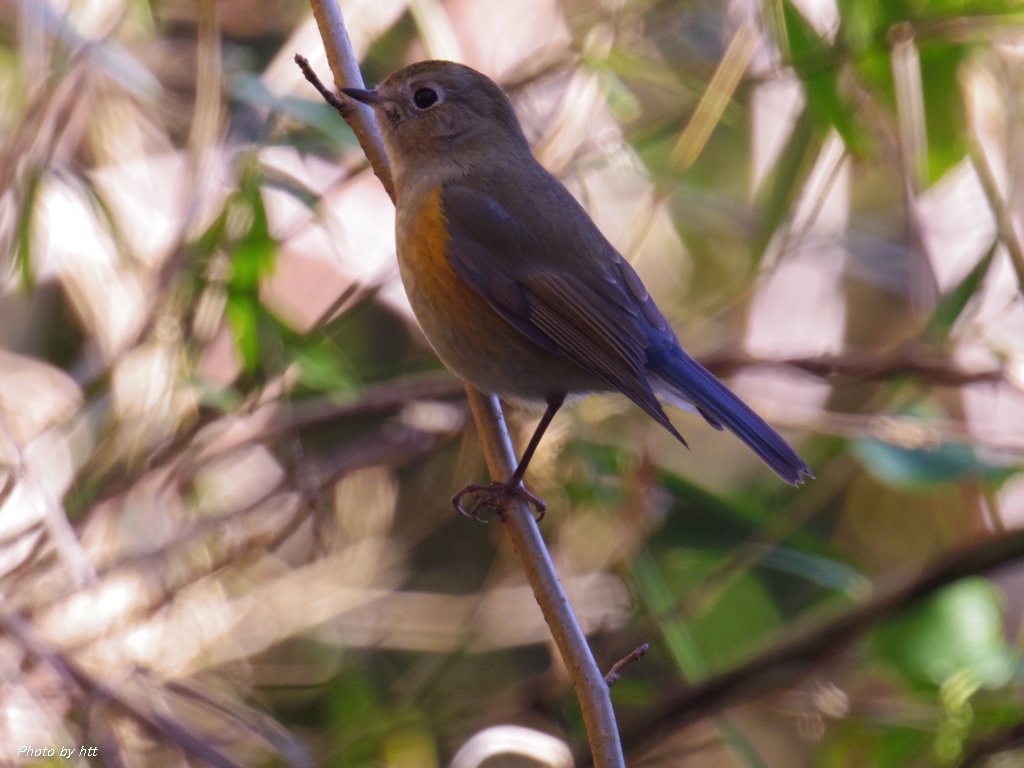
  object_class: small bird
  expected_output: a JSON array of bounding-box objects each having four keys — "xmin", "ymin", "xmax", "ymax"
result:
[{"xmin": 341, "ymin": 61, "xmax": 812, "ymax": 517}]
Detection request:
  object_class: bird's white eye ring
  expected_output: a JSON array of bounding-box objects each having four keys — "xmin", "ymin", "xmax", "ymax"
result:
[{"xmin": 413, "ymin": 87, "xmax": 439, "ymax": 109}]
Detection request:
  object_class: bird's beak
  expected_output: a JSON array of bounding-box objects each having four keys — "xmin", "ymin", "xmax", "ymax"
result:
[{"xmin": 341, "ymin": 87, "xmax": 383, "ymax": 107}]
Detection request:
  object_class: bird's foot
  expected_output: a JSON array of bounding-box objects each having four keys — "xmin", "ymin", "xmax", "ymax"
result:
[{"xmin": 452, "ymin": 480, "xmax": 547, "ymax": 523}]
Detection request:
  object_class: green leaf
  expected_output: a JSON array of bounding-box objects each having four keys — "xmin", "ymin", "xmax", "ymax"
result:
[
  {"xmin": 196, "ymin": 384, "xmax": 244, "ymax": 412},
  {"xmin": 232, "ymin": 73, "xmax": 358, "ymax": 149},
  {"xmin": 229, "ymin": 234, "xmax": 276, "ymax": 291},
  {"xmin": 657, "ymin": 468, "xmax": 826, "ymax": 554},
  {"xmin": 14, "ymin": 167, "xmax": 42, "ymax": 291},
  {"xmin": 783, "ymin": 1, "xmax": 868, "ymax": 155},
  {"xmin": 193, "ymin": 204, "xmax": 229, "ymax": 260},
  {"xmin": 919, "ymin": 42, "xmax": 968, "ymax": 184},
  {"xmin": 291, "ymin": 339, "xmax": 359, "ymax": 393},
  {"xmin": 925, "ymin": 239, "xmax": 997, "ymax": 341},
  {"xmin": 223, "ymin": 179, "xmax": 276, "ymax": 374},
  {"xmin": 227, "ymin": 175, "xmax": 277, "ymax": 292},
  {"xmin": 226, "ymin": 292, "xmax": 261, "ymax": 372},
  {"xmin": 632, "ymin": 549, "xmax": 709, "ymax": 679},
  {"xmin": 260, "ymin": 166, "xmax": 322, "ymax": 212},
  {"xmin": 819, "ymin": 722, "xmax": 932, "ymax": 768},
  {"xmin": 657, "ymin": 470, "xmax": 763, "ymax": 549},
  {"xmin": 562, "ymin": 441, "xmax": 639, "ymax": 507},
  {"xmin": 758, "ymin": 546, "xmax": 870, "ymax": 598},
  {"xmin": 836, "ymin": 0, "xmax": 883, "ymax": 53},
  {"xmin": 753, "ymin": 105, "xmax": 818, "ymax": 258},
  {"xmin": 636, "ymin": 548, "xmax": 782, "ymax": 676},
  {"xmin": 852, "ymin": 436, "xmax": 1017, "ymax": 488},
  {"xmin": 870, "ymin": 578, "xmax": 1014, "ymax": 690},
  {"xmin": 835, "ymin": 0, "xmax": 989, "ymax": 184},
  {"xmin": 79, "ymin": 174, "xmax": 133, "ymax": 265}
]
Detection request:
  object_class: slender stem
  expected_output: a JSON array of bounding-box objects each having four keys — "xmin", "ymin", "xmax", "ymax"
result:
[
  {"xmin": 970, "ymin": 130, "xmax": 1024, "ymax": 294},
  {"xmin": 299, "ymin": 5, "xmax": 624, "ymax": 766},
  {"xmin": 605, "ymin": 642, "xmax": 650, "ymax": 686},
  {"xmin": 306, "ymin": 1, "xmax": 393, "ymax": 201},
  {"xmin": 465, "ymin": 391, "xmax": 625, "ymax": 767}
]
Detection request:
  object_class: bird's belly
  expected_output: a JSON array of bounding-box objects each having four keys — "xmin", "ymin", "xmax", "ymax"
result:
[{"xmin": 396, "ymin": 189, "xmax": 600, "ymax": 400}]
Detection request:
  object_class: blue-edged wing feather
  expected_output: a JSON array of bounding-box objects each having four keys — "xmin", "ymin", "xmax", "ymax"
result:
[
  {"xmin": 439, "ymin": 180, "xmax": 812, "ymax": 484},
  {"xmin": 440, "ymin": 182, "xmax": 684, "ymax": 444}
]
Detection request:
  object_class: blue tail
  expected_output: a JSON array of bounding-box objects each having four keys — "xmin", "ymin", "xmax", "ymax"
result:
[{"xmin": 649, "ymin": 348, "xmax": 813, "ymax": 485}]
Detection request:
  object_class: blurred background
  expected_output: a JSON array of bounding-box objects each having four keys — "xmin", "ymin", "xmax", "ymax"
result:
[{"xmin": 2, "ymin": 0, "xmax": 1024, "ymax": 765}]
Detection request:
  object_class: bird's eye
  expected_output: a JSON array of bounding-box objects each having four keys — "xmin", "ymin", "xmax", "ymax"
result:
[{"xmin": 413, "ymin": 87, "xmax": 439, "ymax": 109}]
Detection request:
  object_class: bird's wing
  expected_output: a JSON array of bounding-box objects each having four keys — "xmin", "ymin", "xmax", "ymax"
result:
[{"xmin": 440, "ymin": 182, "xmax": 685, "ymax": 443}]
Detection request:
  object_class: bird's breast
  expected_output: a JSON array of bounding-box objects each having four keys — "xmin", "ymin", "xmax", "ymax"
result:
[
  {"xmin": 394, "ymin": 185, "xmax": 600, "ymax": 399},
  {"xmin": 396, "ymin": 186, "xmax": 492, "ymax": 334}
]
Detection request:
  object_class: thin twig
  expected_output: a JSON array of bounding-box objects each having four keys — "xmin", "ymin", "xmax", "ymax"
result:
[
  {"xmin": 294, "ymin": 54, "xmax": 350, "ymax": 115},
  {"xmin": 75, "ymin": 345, "xmax": 1011, "ymax": 518},
  {"xmin": 605, "ymin": 642, "xmax": 650, "ymax": 686},
  {"xmin": 969, "ymin": 128, "xmax": 1024, "ymax": 294},
  {"xmin": 465, "ymin": 391, "xmax": 625, "ymax": 766},
  {"xmin": 701, "ymin": 349, "xmax": 1010, "ymax": 386},
  {"xmin": 302, "ymin": 2, "xmax": 393, "ymax": 201},
  {"xmin": 297, "ymin": 6, "xmax": 625, "ymax": 766}
]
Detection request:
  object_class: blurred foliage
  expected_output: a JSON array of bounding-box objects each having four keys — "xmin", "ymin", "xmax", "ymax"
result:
[{"xmin": 1, "ymin": 0, "xmax": 1023, "ymax": 767}]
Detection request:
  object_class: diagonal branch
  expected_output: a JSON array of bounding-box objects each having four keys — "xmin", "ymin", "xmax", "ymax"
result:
[
  {"xmin": 298, "ymin": 5, "xmax": 625, "ymax": 766},
  {"xmin": 302, "ymin": 3, "xmax": 393, "ymax": 201},
  {"xmin": 701, "ymin": 349, "xmax": 1012, "ymax": 386}
]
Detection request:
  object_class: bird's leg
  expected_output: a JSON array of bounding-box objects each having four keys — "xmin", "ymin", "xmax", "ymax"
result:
[{"xmin": 453, "ymin": 394, "xmax": 565, "ymax": 522}]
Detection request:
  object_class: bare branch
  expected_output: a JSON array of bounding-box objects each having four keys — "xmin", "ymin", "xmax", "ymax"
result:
[
  {"xmin": 465, "ymin": 391, "xmax": 626, "ymax": 766},
  {"xmin": 605, "ymin": 642, "xmax": 650, "ymax": 686},
  {"xmin": 303, "ymin": 1, "xmax": 393, "ymax": 202},
  {"xmin": 701, "ymin": 349, "xmax": 1010, "ymax": 386},
  {"xmin": 297, "ymin": 7, "xmax": 625, "ymax": 766},
  {"xmin": 294, "ymin": 53, "xmax": 351, "ymax": 117}
]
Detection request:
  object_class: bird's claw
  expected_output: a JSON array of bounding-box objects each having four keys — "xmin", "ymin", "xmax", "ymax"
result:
[{"xmin": 452, "ymin": 481, "xmax": 547, "ymax": 523}]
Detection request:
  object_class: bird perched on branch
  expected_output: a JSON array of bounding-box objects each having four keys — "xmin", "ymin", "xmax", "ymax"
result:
[{"xmin": 340, "ymin": 60, "xmax": 812, "ymax": 518}]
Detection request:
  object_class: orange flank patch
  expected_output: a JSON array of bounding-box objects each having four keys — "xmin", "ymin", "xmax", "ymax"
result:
[
  {"xmin": 398, "ymin": 187, "xmax": 592, "ymax": 396},
  {"xmin": 407, "ymin": 187, "xmax": 493, "ymax": 325}
]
